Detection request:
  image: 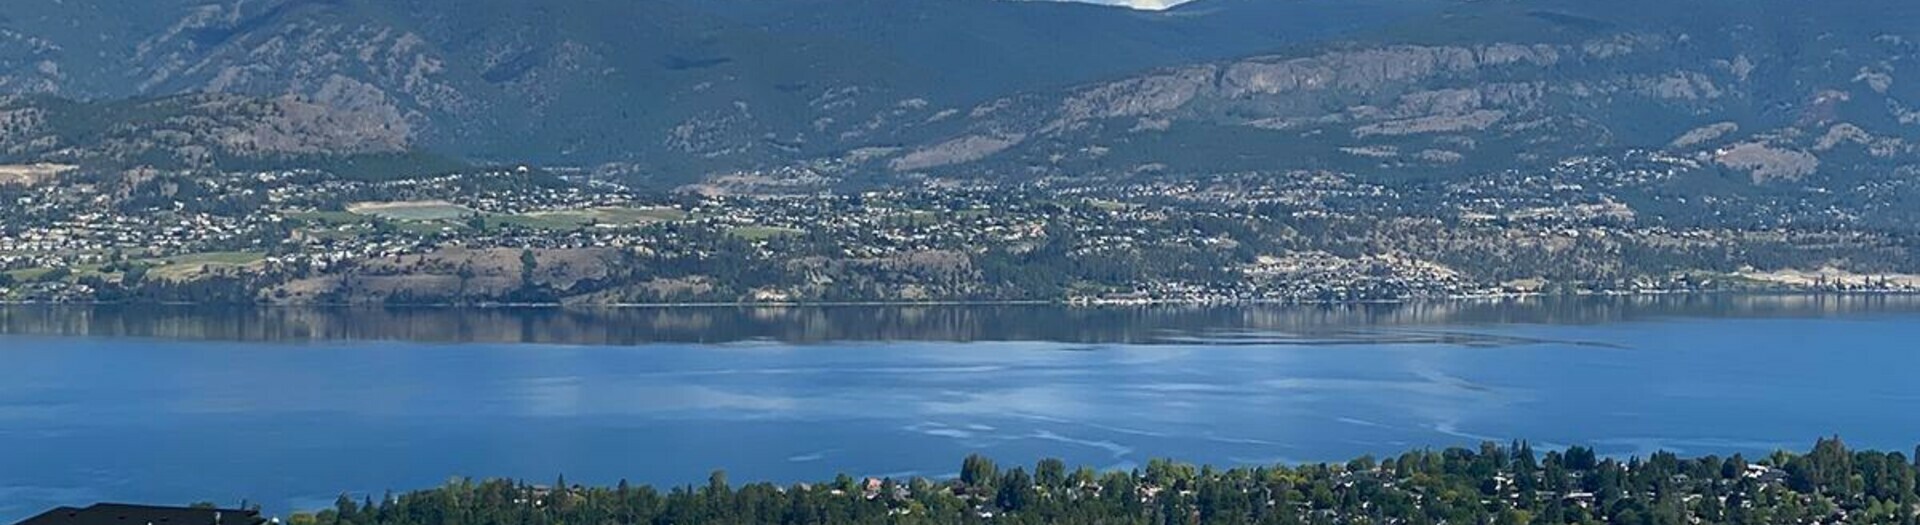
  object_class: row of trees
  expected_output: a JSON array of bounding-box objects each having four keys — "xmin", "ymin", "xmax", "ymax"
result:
[{"xmin": 288, "ymin": 439, "xmax": 1920, "ymax": 525}]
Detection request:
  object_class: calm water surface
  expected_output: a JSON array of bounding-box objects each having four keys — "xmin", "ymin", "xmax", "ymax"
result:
[{"xmin": 1, "ymin": 296, "xmax": 1916, "ymax": 520}]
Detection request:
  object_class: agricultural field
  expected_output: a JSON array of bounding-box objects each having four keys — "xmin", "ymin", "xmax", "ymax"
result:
[
  {"xmin": 493, "ymin": 207, "xmax": 688, "ymax": 230},
  {"xmin": 1085, "ymin": 198, "xmax": 1139, "ymax": 211},
  {"xmin": 285, "ymin": 210, "xmax": 366, "ymax": 226},
  {"xmin": 347, "ymin": 200, "xmax": 474, "ymax": 221},
  {"xmin": 727, "ymin": 225, "xmax": 804, "ymax": 240},
  {"xmin": 148, "ymin": 252, "xmax": 267, "ymax": 282},
  {"xmin": 4, "ymin": 267, "xmax": 55, "ymax": 282}
]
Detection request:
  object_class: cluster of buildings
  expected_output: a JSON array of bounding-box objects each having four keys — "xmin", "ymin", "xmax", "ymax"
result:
[{"xmin": 3, "ymin": 163, "xmax": 1916, "ymax": 303}]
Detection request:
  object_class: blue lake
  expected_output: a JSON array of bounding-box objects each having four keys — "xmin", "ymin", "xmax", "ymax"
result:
[{"xmin": 1, "ymin": 298, "xmax": 1917, "ymax": 520}]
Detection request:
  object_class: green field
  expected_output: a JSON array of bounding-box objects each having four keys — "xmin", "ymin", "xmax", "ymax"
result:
[
  {"xmin": 396, "ymin": 222, "xmax": 456, "ymax": 236},
  {"xmin": 1085, "ymin": 199, "xmax": 1137, "ymax": 211},
  {"xmin": 163, "ymin": 252, "xmax": 266, "ymax": 265},
  {"xmin": 347, "ymin": 200, "xmax": 474, "ymax": 221},
  {"xmin": 495, "ymin": 207, "xmax": 688, "ymax": 230},
  {"xmin": 3, "ymin": 264, "xmax": 112, "ymax": 283},
  {"xmin": 4, "ymin": 267, "xmax": 54, "ymax": 282},
  {"xmin": 727, "ymin": 225, "xmax": 804, "ymax": 240},
  {"xmin": 149, "ymin": 251, "xmax": 266, "ymax": 281},
  {"xmin": 286, "ymin": 210, "xmax": 366, "ymax": 225}
]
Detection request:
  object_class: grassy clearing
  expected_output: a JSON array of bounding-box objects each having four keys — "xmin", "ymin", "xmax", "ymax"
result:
[
  {"xmin": 727, "ymin": 226, "xmax": 804, "ymax": 240},
  {"xmin": 490, "ymin": 214, "xmax": 579, "ymax": 230},
  {"xmin": 149, "ymin": 251, "xmax": 266, "ymax": 281},
  {"xmin": 903, "ymin": 211, "xmax": 942, "ymax": 226},
  {"xmin": 588, "ymin": 207, "xmax": 689, "ymax": 223},
  {"xmin": 954, "ymin": 209, "xmax": 995, "ymax": 220},
  {"xmin": 286, "ymin": 211, "xmax": 366, "ymax": 225},
  {"xmin": 347, "ymin": 200, "xmax": 474, "ymax": 221},
  {"xmin": 396, "ymin": 222, "xmax": 456, "ymax": 236},
  {"xmin": 164, "ymin": 252, "xmax": 266, "ymax": 265},
  {"xmin": 6, "ymin": 267, "xmax": 54, "ymax": 282},
  {"xmin": 0, "ymin": 163, "xmax": 76, "ymax": 187},
  {"xmin": 496, "ymin": 207, "xmax": 688, "ymax": 230},
  {"xmin": 69, "ymin": 264, "xmax": 110, "ymax": 280}
]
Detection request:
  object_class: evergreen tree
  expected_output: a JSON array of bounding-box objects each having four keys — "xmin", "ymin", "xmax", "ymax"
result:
[
  {"xmin": 961, "ymin": 454, "xmax": 997, "ymax": 490},
  {"xmin": 255, "ymin": 440, "xmax": 1920, "ymax": 525},
  {"xmin": 996, "ymin": 468, "xmax": 1034, "ymax": 512},
  {"xmin": 1036, "ymin": 458, "xmax": 1067, "ymax": 492}
]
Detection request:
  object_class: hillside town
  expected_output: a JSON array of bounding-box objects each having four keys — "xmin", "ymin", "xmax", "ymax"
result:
[{"xmin": 1, "ymin": 165, "xmax": 1916, "ymax": 305}]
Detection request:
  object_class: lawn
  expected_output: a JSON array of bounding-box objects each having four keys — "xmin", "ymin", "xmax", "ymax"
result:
[
  {"xmin": 347, "ymin": 200, "xmax": 474, "ymax": 221},
  {"xmin": 727, "ymin": 226, "xmax": 805, "ymax": 240},
  {"xmin": 396, "ymin": 221, "xmax": 457, "ymax": 236},
  {"xmin": 496, "ymin": 207, "xmax": 688, "ymax": 230},
  {"xmin": 164, "ymin": 252, "xmax": 267, "ymax": 265},
  {"xmin": 286, "ymin": 210, "xmax": 367, "ymax": 225},
  {"xmin": 489, "ymin": 214, "xmax": 583, "ymax": 230},
  {"xmin": 69, "ymin": 264, "xmax": 109, "ymax": 280},
  {"xmin": 5, "ymin": 267, "xmax": 53, "ymax": 282},
  {"xmin": 904, "ymin": 210, "xmax": 942, "ymax": 226},
  {"xmin": 589, "ymin": 207, "xmax": 689, "ymax": 223},
  {"xmin": 148, "ymin": 251, "xmax": 267, "ymax": 281},
  {"xmin": 1085, "ymin": 199, "xmax": 1137, "ymax": 211}
]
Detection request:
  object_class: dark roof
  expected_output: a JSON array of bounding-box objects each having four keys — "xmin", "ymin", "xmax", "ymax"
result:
[{"xmin": 14, "ymin": 504, "xmax": 263, "ymax": 525}]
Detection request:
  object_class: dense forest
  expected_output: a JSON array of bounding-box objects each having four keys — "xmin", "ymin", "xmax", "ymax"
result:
[{"xmin": 287, "ymin": 439, "xmax": 1919, "ymax": 525}]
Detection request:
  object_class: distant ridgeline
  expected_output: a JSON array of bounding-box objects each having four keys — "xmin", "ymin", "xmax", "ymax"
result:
[
  {"xmin": 253, "ymin": 439, "xmax": 1920, "ymax": 524},
  {"xmin": 10, "ymin": 0, "xmax": 1920, "ymax": 187}
]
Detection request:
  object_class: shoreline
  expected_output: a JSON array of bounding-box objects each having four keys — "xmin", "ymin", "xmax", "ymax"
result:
[{"xmin": 3, "ymin": 289, "xmax": 1918, "ymax": 309}]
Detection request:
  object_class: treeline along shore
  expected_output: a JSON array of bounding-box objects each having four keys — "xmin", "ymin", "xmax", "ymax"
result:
[{"xmin": 270, "ymin": 439, "xmax": 1917, "ymax": 525}]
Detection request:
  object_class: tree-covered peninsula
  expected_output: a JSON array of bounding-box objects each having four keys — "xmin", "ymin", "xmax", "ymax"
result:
[{"xmin": 291, "ymin": 438, "xmax": 1918, "ymax": 525}]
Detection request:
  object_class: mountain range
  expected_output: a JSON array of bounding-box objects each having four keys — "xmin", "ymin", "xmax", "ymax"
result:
[
  {"xmin": 0, "ymin": 0, "xmax": 1436, "ymax": 178},
  {"xmin": 900, "ymin": 0, "xmax": 1920, "ymax": 184},
  {"xmin": 5, "ymin": 0, "xmax": 1920, "ymax": 197}
]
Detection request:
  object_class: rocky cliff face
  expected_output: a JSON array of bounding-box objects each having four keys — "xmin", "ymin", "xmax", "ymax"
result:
[
  {"xmin": 0, "ymin": 0, "xmax": 1440, "ymax": 181},
  {"xmin": 4, "ymin": 0, "xmax": 1918, "ymax": 190},
  {"xmin": 875, "ymin": 0, "xmax": 1920, "ymax": 190}
]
